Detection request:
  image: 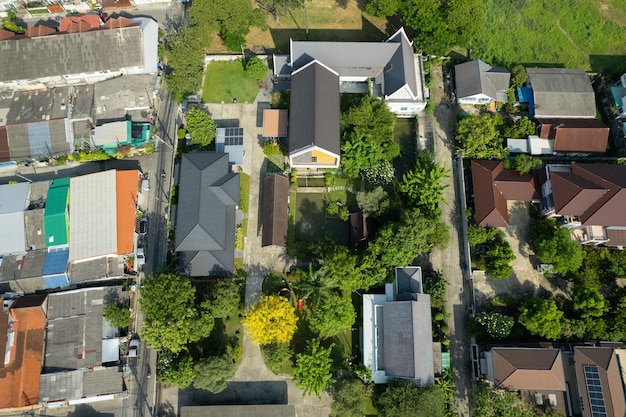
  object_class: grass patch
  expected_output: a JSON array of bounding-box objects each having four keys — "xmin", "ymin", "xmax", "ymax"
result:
[
  {"xmin": 202, "ymin": 60, "xmax": 260, "ymax": 104},
  {"xmin": 393, "ymin": 118, "xmax": 416, "ymax": 179},
  {"xmin": 288, "ymin": 191, "xmax": 297, "ymax": 248},
  {"xmin": 474, "ymin": 0, "xmax": 626, "ymax": 72},
  {"xmin": 239, "ymin": 172, "xmax": 250, "ymax": 213},
  {"xmin": 234, "ymin": 257, "xmax": 244, "ymax": 270},
  {"xmin": 326, "ymin": 189, "xmax": 358, "ymax": 212},
  {"xmin": 27, "ymin": 8, "xmax": 49, "ymax": 14},
  {"xmin": 330, "ymin": 328, "xmax": 353, "ymax": 368},
  {"xmin": 294, "ymin": 192, "xmax": 349, "ymax": 244}
]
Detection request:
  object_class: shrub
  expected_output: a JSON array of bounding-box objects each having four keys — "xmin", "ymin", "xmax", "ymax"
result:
[
  {"xmin": 469, "ymin": 311, "xmax": 514, "ymax": 340},
  {"xmin": 424, "ymin": 98, "xmax": 436, "ymax": 115},
  {"xmin": 103, "ymin": 302, "xmax": 130, "ymax": 328},
  {"xmin": 242, "ymin": 56, "xmax": 268, "ymax": 82},
  {"xmin": 261, "ymin": 343, "xmax": 293, "ymax": 374}
]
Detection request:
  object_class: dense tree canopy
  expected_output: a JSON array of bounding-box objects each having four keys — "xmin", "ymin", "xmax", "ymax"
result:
[
  {"xmin": 103, "ymin": 302, "xmax": 130, "ymax": 328},
  {"xmin": 200, "ymin": 279, "xmax": 242, "ymax": 320},
  {"xmin": 518, "ymin": 297, "xmax": 563, "ymax": 340},
  {"xmin": 467, "ymin": 226, "xmax": 515, "ymax": 279},
  {"xmin": 510, "ymin": 65, "xmax": 529, "ymax": 89},
  {"xmin": 193, "ymin": 355, "xmax": 237, "ymax": 393},
  {"xmin": 140, "ymin": 273, "xmax": 214, "ymax": 353},
  {"xmin": 470, "ymin": 311, "xmax": 514, "ymax": 340},
  {"xmin": 377, "ymin": 381, "xmax": 447, "ymax": 417},
  {"xmin": 293, "ymin": 340, "xmax": 336, "ymax": 398},
  {"xmin": 473, "ymin": 382, "xmax": 562, "ymax": 417},
  {"xmin": 399, "ymin": 154, "xmax": 449, "ymax": 213},
  {"xmin": 530, "ymin": 217, "xmax": 584, "ymax": 275},
  {"xmin": 456, "ymin": 113, "xmax": 507, "ymax": 159},
  {"xmin": 340, "ymin": 97, "xmax": 398, "ymax": 177},
  {"xmin": 157, "ymin": 350, "xmax": 196, "ymax": 388},
  {"xmin": 308, "ymin": 293, "xmax": 356, "ymax": 339},
  {"xmin": 165, "ymin": 27, "xmax": 205, "ymax": 103},
  {"xmin": 573, "ymin": 286, "xmax": 607, "ymax": 319},
  {"xmin": 502, "ymin": 116, "xmax": 536, "ymax": 139},
  {"xmin": 244, "ymin": 295, "xmax": 298, "ymax": 345},
  {"xmin": 242, "ymin": 56, "xmax": 268, "ymax": 82},
  {"xmin": 331, "ymin": 378, "xmax": 373, "ymax": 417},
  {"xmin": 356, "ymin": 186, "xmax": 390, "ymax": 218},
  {"xmin": 186, "ymin": 108, "xmax": 217, "ymax": 147}
]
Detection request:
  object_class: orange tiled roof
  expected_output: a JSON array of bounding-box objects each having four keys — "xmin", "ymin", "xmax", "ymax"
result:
[
  {"xmin": 25, "ymin": 25, "xmax": 56, "ymax": 38},
  {"xmin": 103, "ymin": 16, "xmax": 138, "ymax": 29},
  {"xmin": 116, "ymin": 170, "xmax": 139, "ymax": 255},
  {"xmin": 0, "ymin": 29, "xmax": 17, "ymax": 41},
  {"xmin": 59, "ymin": 15, "xmax": 101, "ymax": 33},
  {"xmin": 0, "ymin": 296, "xmax": 46, "ymax": 410},
  {"xmin": 47, "ymin": 4, "xmax": 64, "ymax": 13}
]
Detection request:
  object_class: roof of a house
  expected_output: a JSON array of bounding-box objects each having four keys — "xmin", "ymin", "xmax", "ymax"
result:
[
  {"xmin": 0, "ymin": 294, "xmax": 47, "ymax": 409},
  {"xmin": 550, "ymin": 163, "xmax": 626, "ymax": 226},
  {"xmin": 537, "ymin": 118, "xmax": 609, "ymax": 153},
  {"xmin": 58, "ymin": 15, "xmax": 101, "ymax": 33},
  {"xmin": 0, "ymin": 126, "xmax": 9, "ymax": 162},
  {"xmin": 288, "ymin": 61, "xmax": 340, "ymax": 157},
  {"xmin": 526, "ymin": 68, "xmax": 596, "ymax": 118},
  {"xmin": 0, "ymin": 26, "xmax": 143, "ymax": 83},
  {"xmin": 454, "ymin": 60, "xmax": 511, "ymax": 101},
  {"xmin": 262, "ymin": 109, "xmax": 288, "ymax": 137},
  {"xmin": 349, "ymin": 210, "xmax": 369, "ymax": 246},
  {"xmin": 44, "ymin": 178, "xmax": 70, "ymax": 247},
  {"xmin": 6, "ymin": 119, "xmax": 72, "ymax": 160},
  {"xmin": 383, "ymin": 296, "xmax": 434, "ymax": 385},
  {"xmin": 574, "ymin": 347, "xmax": 626, "ymax": 417},
  {"xmin": 116, "ymin": 170, "xmax": 139, "ymax": 255},
  {"xmin": 92, "ymin": 121, "xmax": 130, "ymax": 146},
  {"xmin": 607, "ymin": 228, "xmax": 626, "ymax": 247},
  {"xmin": 395, "ymin": 266, "xmax": 422, "ymax": 296},
  {"xmin": 67, "ymin": 255, "xmax": 124, "ymax": 283},
  {"xmin": 471, "ymin": 160, "xmax": 539, "ymax": 227},
  {"xmin": 42, "ymin": 247, "xmax": 69, "ymax": 277},
  {"xmin": 39, "ymin": 367, "xmax": 123, "ymax": 403},
  {"xmin": 0, "ymin": 182, "xmax": 29, "ymax": 255},
  {"xmin": 93, "ymin": 75, "xmax": 156, "ymax": 123},
  {"xmin": 262, "ymin": 174, "xmax": 289, "ymax": 247},
  {"xmin": 25, "ymin": 24, "xmax": 56, "ymax": 38},
  {"xmin": 0, "ymin": 250, "xmax": 48, "ymax": 293},
  {"xmin": 69, "ymin": 170, "xmax": 117, "ymax": 261},
  {"xmin": 491, "ymin": 347, "xmax": 566, "ymax": 391},
  {"xmin": 24, "ymin": 209, "xmax": 46, "ymax": 250},
  {"xmin": 180, "ymin": 405, "xmax": 296, "ymax": 417},
  {"xmin": 175, "ymin": 153, "xmax": 239, "ymax": 276}
]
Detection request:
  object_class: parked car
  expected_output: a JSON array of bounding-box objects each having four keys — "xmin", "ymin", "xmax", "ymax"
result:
[
  {"xmin": 141, "ymin": 179, "xmax": 150, "ymax": 191},
  {"xmin": 128, "ymin": 338, "xmax": 140, "ymax": 357},
  {"xmin": 139, "ymin": 218, "xmax": 148, "ymax": 235},
  {"xmin": 136, "ymin": 247, "xmax": 145, "ymax": 267}
]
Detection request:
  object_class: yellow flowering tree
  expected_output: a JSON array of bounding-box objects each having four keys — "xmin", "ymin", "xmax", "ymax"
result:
[{"xmin": 244, "ymin": 295, "xmax": 298, "ymax": 345}]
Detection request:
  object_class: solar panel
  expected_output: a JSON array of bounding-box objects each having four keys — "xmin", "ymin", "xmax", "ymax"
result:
[
  {"xmin": 223, "ymin": 127, "xmax": 244, "ymax": 146},
  {"xmin": 584, "ymin": 365, "xmax": 608, "ymax": 417}
]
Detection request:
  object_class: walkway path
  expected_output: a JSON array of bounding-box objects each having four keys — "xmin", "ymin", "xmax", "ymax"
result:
[{"xmin": 428, "ymin": 65, "xmax": 472, "ymax": 417}]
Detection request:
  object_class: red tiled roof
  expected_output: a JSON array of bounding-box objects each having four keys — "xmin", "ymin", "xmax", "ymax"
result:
[
  {"xmin": 471, "ymin": 160, "xmax": 539, "ymax": 227},
  {"xmin": 25, "ymin": 24, "xmax": 56, "ymax": 38},
  {"xmin": 0, "ymin": 295, "xmax": 46, "ymax": 410},
  {"xmin": 551, "ymin": 163, "xmax": 626, "ymax": 226},
  {"xmin": 101, "ymin": 0, "xmax": 133, "ymax": 9},
  {"xmin": 103, "ymin": 16, "xmax": 138, "ymax": 29},
  {"xmin": 0, "ymin": 29, "xmax": 17, "ymax": 41},
  {"xmin": 575, "ymin": 347, "xmax": 626, "ymax": 417},
  {"xmin": 538, "ymin": 118, "xmax": 609, "ymax": 153},
  {"xmin": 47, "ymin": 4, "xmax": 64, "ymax": 13},
  {"xmin": 59, "ymin": 15, "xmax": 101, "ymax": 33}
]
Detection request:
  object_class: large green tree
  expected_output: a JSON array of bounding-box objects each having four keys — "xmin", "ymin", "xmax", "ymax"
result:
[
  {"xmin": 186, "ymin": 108, "xmax": 217, "ymax": 147},
  {"xmin": 518, "ymin": 297, "xmax": 563, "ymax": 340},
  {"xmin": 331, "ymin": 378, "xmax": 373, "ymax": 417},
  {"xmin": 399, "ymin": 160, "xmax": 449, "ymax": 213},
  {"xmin": 573, "ymin": 286, "xmax": 607, "ymax": 319},
  {"xmin": 503, "ymin": 116, "xmax": 536, "ymax": 139},
  {"xmin": 140, "ymin": 273, "xmax": 214, "ymax": 353},
  {"xmin": 456, "ymin": 113, "xmax": 507, "ymax": 159},
  {"xmin": 308, "ymin": 293, "xmax": 356, "ymax": 338},
  {"xmin": 530, "ymin": 217, "xmax": 584, "ymax": 275},
  {"xmin": 294, "ymin": 340, "xmax": 336, "ymax": 398},
  {"xmin": 165, "ymin": 27, "xmax": 205, "ymax": 103},
  {"xmin": 193, "ymin": 354, "xmax": 237, "ymax": 393},
  {"xmin": 200, "ymin": 279, "xmax": 242, "ymax": 319},
  {"xmin": 473, "ymin": 382, "xmax": 559, "ymax": 417},
  {"xmin": 356, "ymin": 186, "xmax": 390, "ymax": 218},
  {"xmin": 157, "ymin": 350, "xmax": 196, "ymax": 388},
  {"xmin": 103, "ymin": 302, "xmax": 130, "ymax": 328},
  {"xmin": 377, "ymin": 381, "xmax": 447, "ymax": 417}
]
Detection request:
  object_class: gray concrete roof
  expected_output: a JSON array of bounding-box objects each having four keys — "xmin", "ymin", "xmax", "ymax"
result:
[
  {"xmin": 6, "ymin": 119, "xmax": 73, "ymax": 160},
  {"xmin": 383, "ymin": 295, "xmax": 434, "ymax": 386},
  {"xmin": 288, "ymin": 61, "xmax": 340, "ymax": 156},
  {"xmin": 175, "ymin": 153, "xmax": 239, "ymax": 276},
  {"xmin": 69, "ymin": 170, "xmax": 117, "ymax": 261},
  {"xmin": 0, "ymin": 182, "xmax": 29, "ymax": 255},
  {"xmin": 93, "ymin": 74, "xmax": 156, "ymax": 122},
  {"xmin": 181, "ymin": 405, "xmax": 296, "ymax": 417},
  {"xmin": 39, "ymin": 367, "xmax": 123, "ymax": 403},
  {"xmin": 0, "ymin": 26, "xmax": 144, "ymax": 82},
  {"xmin": 24, "ymin": 208, "xmax": 46, "ymax": 250},
  {"xmin": 527, "ymin": 68, "xmax": 596, "ymax": 118},
  {"xmin": 44, "ymin": 287, "xmax": 122, "ymax": 371},
  {"xmin": 455, "ymin": 60, "xmax": 510, "ymax": 101}
]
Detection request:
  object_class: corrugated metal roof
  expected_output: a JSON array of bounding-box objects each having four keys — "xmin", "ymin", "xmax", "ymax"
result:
[
  {"xmin": 0, "ymin": 182, "xmax": 29, "ymax": 255},
  {"xmin": 44, "ymin": 179, "xmax": 70, "ymax": 247},
  {"xmin": 42, "ymin": 247, "xmax": 69, "ymax": 276},
  {"xmin": 69, "ymin": 170, "xmax": 117, "ymax": 261},
  {"xmin": 116, "ymin": 170, "xmax": 139, "ymax": 255},
  {"xmin": 527, "ymin": 68, "xmax": 596, "ymax": 118}
]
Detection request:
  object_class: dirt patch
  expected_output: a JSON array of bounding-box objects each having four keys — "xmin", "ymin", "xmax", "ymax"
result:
[
  {"xmin": 472, "ymin": 201, "xmax": 573, "ymax": 308},
  {"xmin": 598, "ymin": 2, "xmax": 626, "ymax": 27}
]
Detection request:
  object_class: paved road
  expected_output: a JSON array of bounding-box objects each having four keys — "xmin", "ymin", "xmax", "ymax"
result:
[{"xmin": 428, "ymin": 64, "xmax": 472, "ymax": 417}]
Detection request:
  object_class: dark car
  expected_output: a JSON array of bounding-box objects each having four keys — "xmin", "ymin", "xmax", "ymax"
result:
[{"xmin": 139, "ymin": 218, "xmax": 148, "ymax": 235}]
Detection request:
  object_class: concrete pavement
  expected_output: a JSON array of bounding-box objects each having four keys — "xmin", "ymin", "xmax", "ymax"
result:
[{"xmin": 428, "ymin": 64, "xmax": 472, "ymax": 417}]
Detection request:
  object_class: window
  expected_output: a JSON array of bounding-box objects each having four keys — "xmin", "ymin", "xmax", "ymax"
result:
[
  {"xmin": 311, "ymin": 156, "xmax": 318, "ymax": 163},
  {"xmin": 400, "ymin": 107, "xmax": 408, "ymax": 111}
]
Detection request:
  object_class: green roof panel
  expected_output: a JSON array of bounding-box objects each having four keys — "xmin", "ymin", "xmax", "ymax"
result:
[{"xmin": 44, "ymin": 180, "xmax": 69, "ymax": 246}]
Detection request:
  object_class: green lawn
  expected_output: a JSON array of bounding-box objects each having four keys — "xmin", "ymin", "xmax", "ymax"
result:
[
  {"xmin": 393, "ymin": 118, "xmax": 416, "ymax": 179},
  {"xmin": 202, "ymin": 61, "xmax": 260, "ymax": 104},
  {"xmin": 326, "ymin": 189, "xmax": 358, "ymax": 212},
  {"xmin": 474, "ymin": 0, "xmax": 626, "ymax": 73},
  {"xmin": 239, "ymin": 172, "xmax": 250, "ymax": 213},
  {"xmin": 294, "ymin": 192, "xmax": 349, "ymax": 244}
]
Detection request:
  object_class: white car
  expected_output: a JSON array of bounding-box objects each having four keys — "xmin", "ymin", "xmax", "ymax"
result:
[
  {"xmin": 136, "ymin": 247, "xmax": 145, "ymax": 267},
  {"xmin": 128, "ymin": 339, "xmax": 140, "ymax": 357}
]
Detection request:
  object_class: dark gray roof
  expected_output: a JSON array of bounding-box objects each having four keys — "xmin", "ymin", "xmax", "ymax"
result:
[
  {"xmin": 383, "ymin": 29, "xmax": 419, "ymax": 100},
  {"xmin": 526, "ymin": 68, "xmax": 596, "ymax": 118},
  {"xmin": 82, "ymin": 366, "xmax": 123, "ymax": 397},
  {"xmin": 44, "ymin": 287, "xmax": 122, "ymax": 371},
  {"xmin": 394, "ymin": 266, "xmax": 422, "ymax": 297},
  {"xmin": 262, "ymin": 174, "xmax": 289, "ymax": 247},
  {"xmin": 175, "ymin": 152, "xmax": 239, "ymax": 276},
  {"xmin": 454, "ymin": 60, "xmax": 510, "ymax": 101},
  {"xmin": 93, "ymin": 74, "xmax": 156, "ymax": 123},
  {"xmin": 6, "ymin": 119, "xmax": 72, "ymax": 160},
  {"xmin": 0, "ymin": 26, "xmax": 144, "ymax": 82},
  {"xmin": 181, "ymin": 405, "xmax": 296, "ymax": 417},
  {"xmin": 288, "ymin": 61, "xmax": 340, "ymax": 156},
  {"xmin": 383, "ymin": 295, "xmax": 434, "ymax": 386},
  {"xmin": 0, "ymin": 250, "xmax": 47, "ymax": 293},
  {"xmin": 39, "ymin": 367, "xmax": 123, "ymax": 403}
]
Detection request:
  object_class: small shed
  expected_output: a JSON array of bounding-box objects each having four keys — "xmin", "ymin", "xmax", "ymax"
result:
[
  {"xmin": 262, "ymin": 109, "xmax": 288, "ymax": 138},
  {"xmin": 262, "ymin": 174, "xmax": 289, "ymax": 247}
]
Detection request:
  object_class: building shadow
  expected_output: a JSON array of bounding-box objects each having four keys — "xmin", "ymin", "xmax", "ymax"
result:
[
  {"xmin": 589, "ymin": 55, "xmax": 626, "ymax": 75},
  {"xmin": 190, "ymin": 380, "xmax": 289, "ymax": 405}
]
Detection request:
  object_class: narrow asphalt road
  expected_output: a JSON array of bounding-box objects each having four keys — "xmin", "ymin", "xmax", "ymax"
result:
[{"xmin": 428, "ymin": 64, "xmax": 472, "ymax": 417}]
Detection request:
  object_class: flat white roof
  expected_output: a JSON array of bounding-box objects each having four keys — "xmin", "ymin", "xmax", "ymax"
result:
[
  {"xmin": 0, "ymin": 182, "xmax": 29, "ymax": 255},
  {"xmin": 69, "ymin": 170, "xmax": 117, "ymax": 261},
  {"xmin": 362, "ymin": 293, "xmax": 389, "ymax": 384}
]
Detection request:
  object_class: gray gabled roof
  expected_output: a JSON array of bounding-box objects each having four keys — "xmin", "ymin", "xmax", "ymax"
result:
[
  {"xmin": 288, "ymin": 61, "xmax": 340, "ymax": 156},
  {"xmin": 383, "ymin": 295, "xmax": 434, "ymax": 386},
  {"xmin": 0, "ymin": 26, "xmax": 144, "ymax": 83},
  {"xmin": 527, "ymin": 68, "xmax": 596, "ymax": 118},
  {"xmin": 175, "ymin": 152, "xmax": 239, "ymax": 276},
  {"xmin": 382, "ymin": 28, "xmax": 419, "ymax": 100},
  {"xmin": 455, "ymin": 60, "xmax": 510, "ymax": 101}
]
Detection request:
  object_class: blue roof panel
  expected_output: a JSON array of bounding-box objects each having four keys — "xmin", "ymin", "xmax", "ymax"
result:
[{"xmin": 42, "ymin": 247, "xmax": 69, "ymax": 276}]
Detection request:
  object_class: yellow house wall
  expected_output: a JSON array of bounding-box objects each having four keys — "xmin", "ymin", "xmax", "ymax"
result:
[{"xmin": 311, "ymin": 149, "xmax": 337, "ymax": 165}]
